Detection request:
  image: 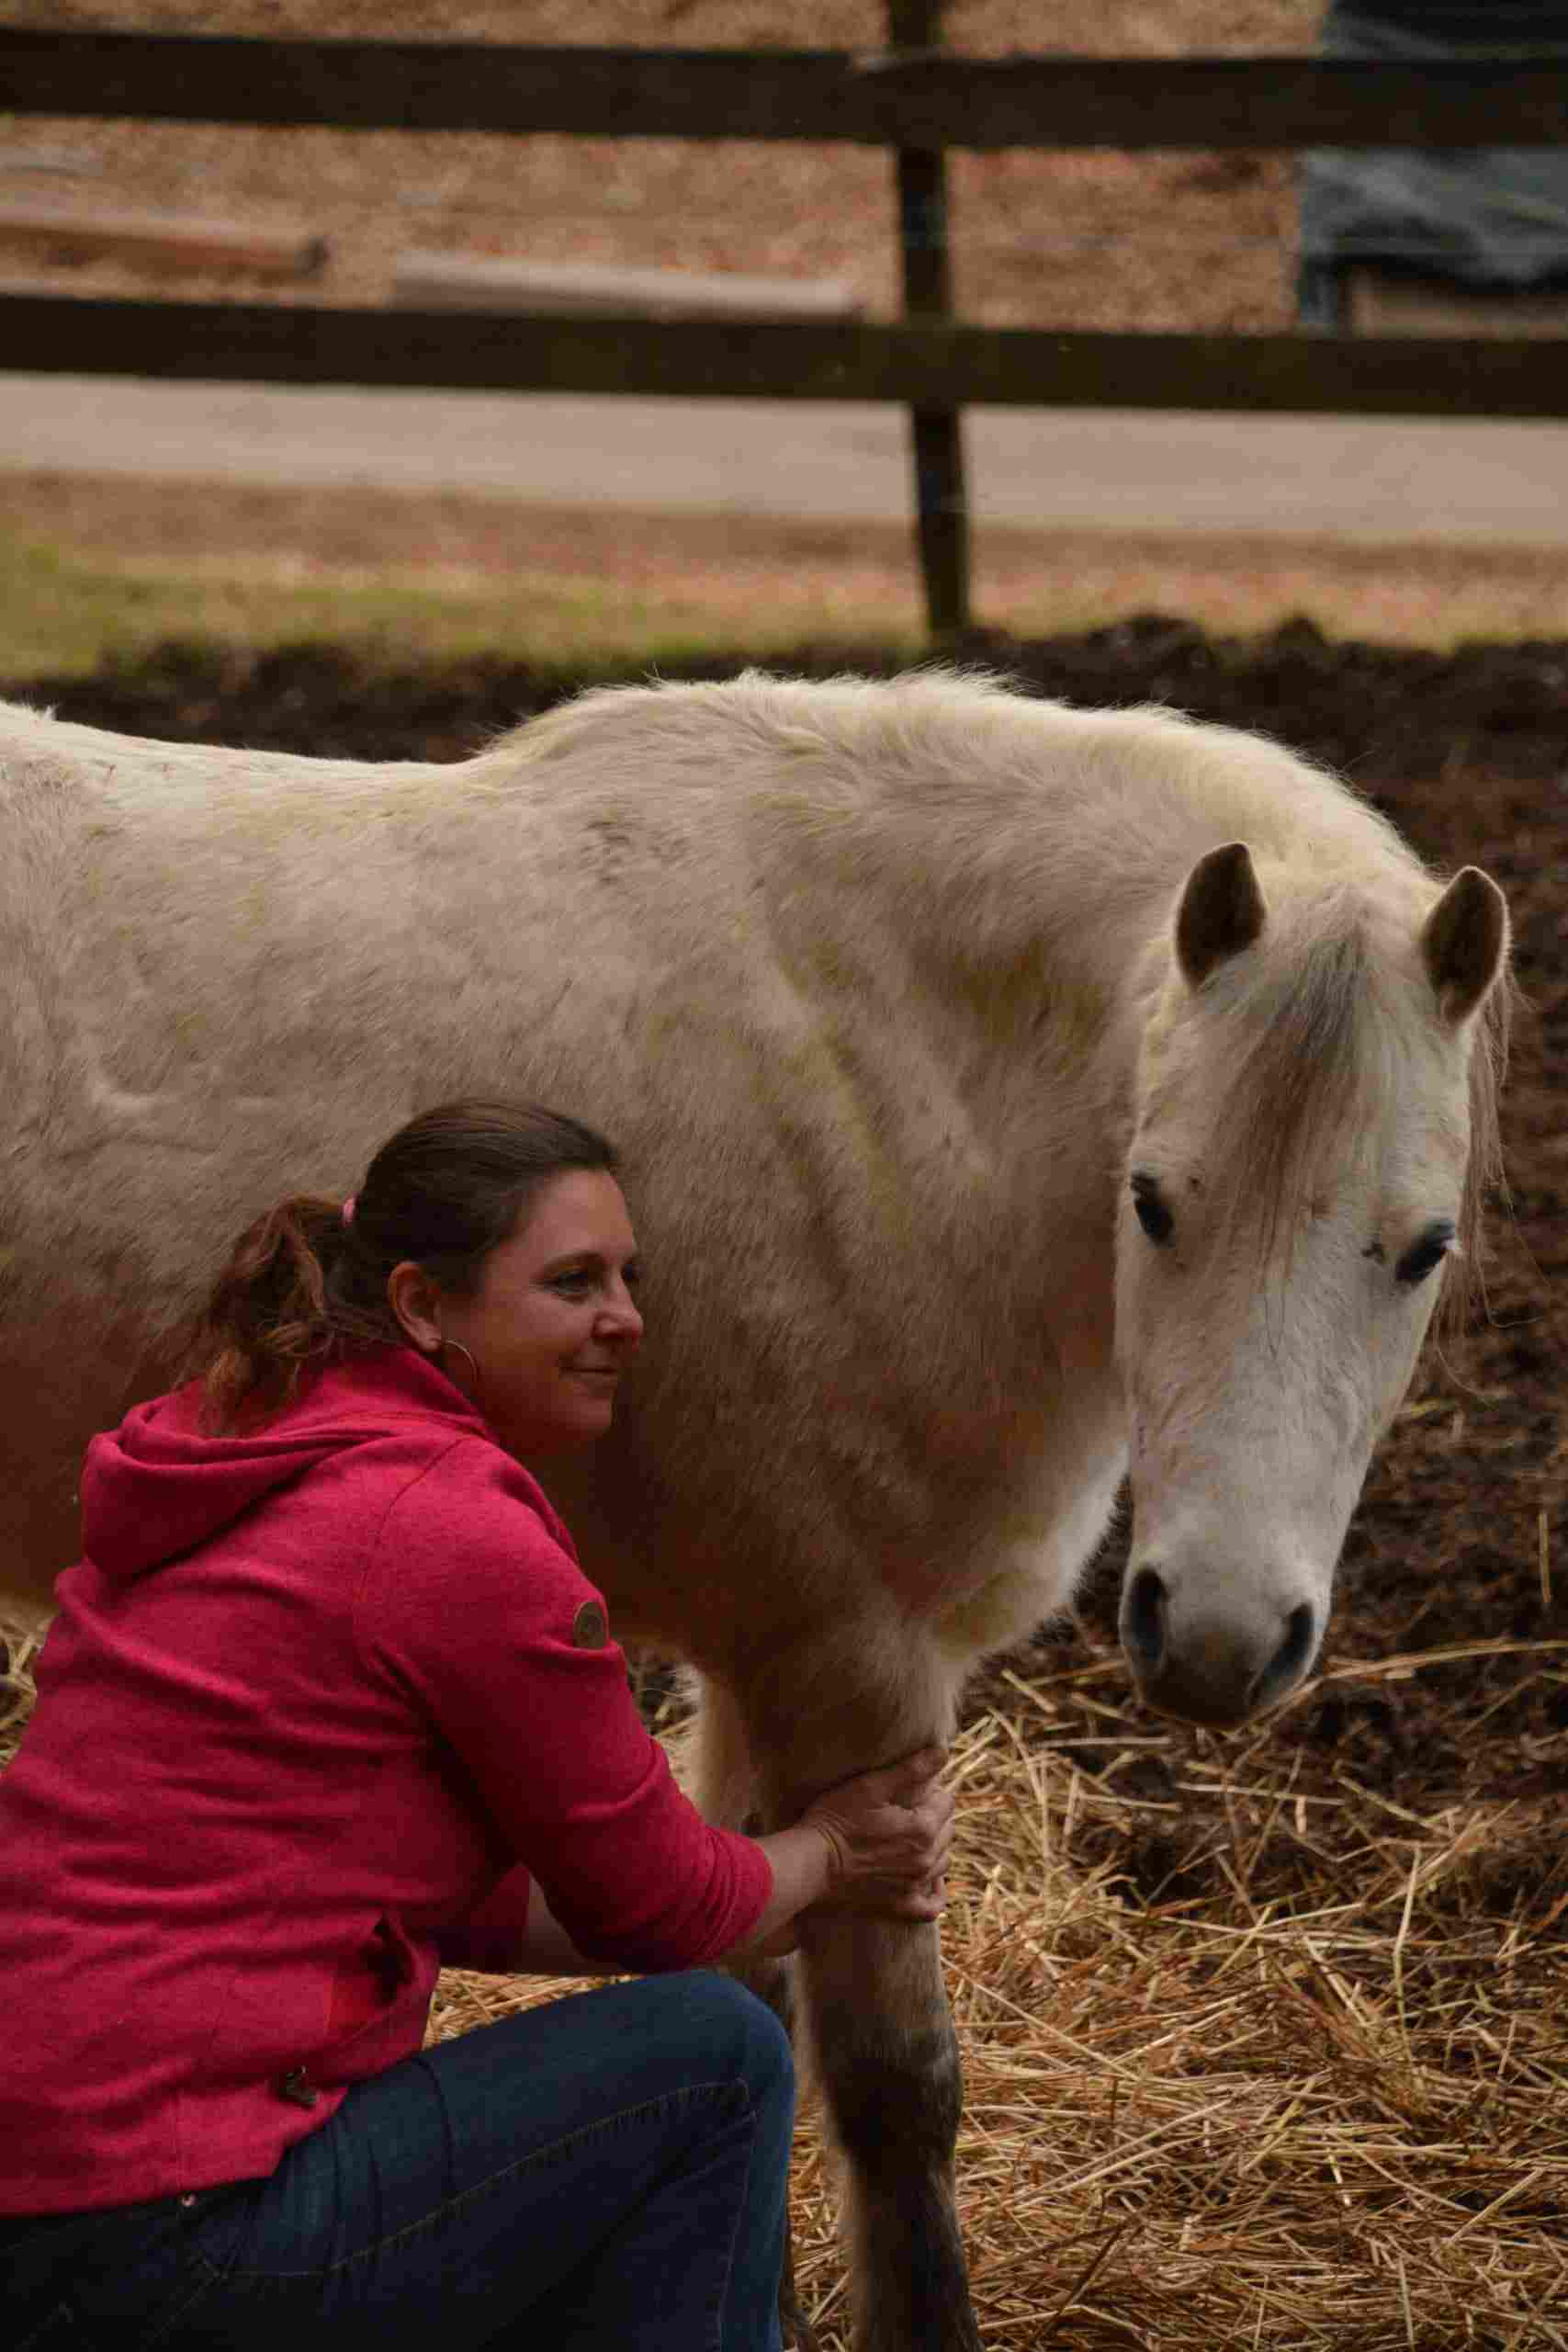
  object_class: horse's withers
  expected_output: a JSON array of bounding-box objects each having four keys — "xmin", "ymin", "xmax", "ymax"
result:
[{"xmin": 1114, "ymin": 842, "xmax": 1509, "ymax": 1727}]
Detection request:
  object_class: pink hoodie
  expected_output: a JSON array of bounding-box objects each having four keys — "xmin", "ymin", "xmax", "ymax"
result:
[{"xmin": 0, "ymin": 1350, "xmax": 770, "ymax": 2215}]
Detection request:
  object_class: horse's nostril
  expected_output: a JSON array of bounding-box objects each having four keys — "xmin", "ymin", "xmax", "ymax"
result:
[
  {"xmin": 1250, "ymin": 1601, "xmax": 1316, "ymax": 1713},
  {"xmin": 1122, "ymin": 1566, "xmax": 1168, "ymax": 1675}
]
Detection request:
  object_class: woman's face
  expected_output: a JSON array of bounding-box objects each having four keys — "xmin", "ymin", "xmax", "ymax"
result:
[{"xmin": 397, "ymin": 1170, "xmax": 645, "ymax": 1458}]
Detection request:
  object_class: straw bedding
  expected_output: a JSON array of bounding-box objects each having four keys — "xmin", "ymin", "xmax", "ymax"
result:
[
  {"xmin": 2, "ymin": 628, "xmax": 1563, "ymax": 2346},
  {"xmin": 2, "ymin": 1606, "xmax": 1564, "ymax": 2346},
  {"xmin": 420, "ymin": 1629, "xmax": 1568, "ymax": 2351}
]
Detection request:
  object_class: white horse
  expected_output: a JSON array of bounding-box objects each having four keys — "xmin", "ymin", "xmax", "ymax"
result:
[{"xmin": 0, "ymin": 673, "xmax": 1507, "ymax": 2351}]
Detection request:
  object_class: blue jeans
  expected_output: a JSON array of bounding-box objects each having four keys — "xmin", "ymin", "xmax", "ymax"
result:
[{"xmin": 4, "ymin": 1973, "xmax": 795, "ymax": 2351}]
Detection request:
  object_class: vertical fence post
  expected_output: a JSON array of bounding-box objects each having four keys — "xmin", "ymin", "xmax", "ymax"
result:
[{"xmin": 888, "ymin": 0, "xmax": 971, "ymax": 640}]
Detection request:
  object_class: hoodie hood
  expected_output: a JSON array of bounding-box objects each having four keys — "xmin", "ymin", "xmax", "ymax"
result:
[{"xmin": 82, "ymin": 1349, "xmax": 489, "ymax": 1584}]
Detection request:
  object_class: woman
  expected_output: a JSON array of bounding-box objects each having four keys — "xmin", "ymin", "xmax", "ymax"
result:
[{"xmin": 0, "ymin": 1099, "xmax": 953, "ymax": 2350}]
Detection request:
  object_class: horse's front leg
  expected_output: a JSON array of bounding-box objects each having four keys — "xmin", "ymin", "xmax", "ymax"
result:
[
  {"xmin": 800, "ymin": 1909, "xmax": 980, "ymax": 2352},
  {"xmin": 743, "ymin": 1639, "xmax": 982, "ymax": 2352},
  {"xmin": 690, "ymin": 1670, "xmax": 821, "ymax": 2352}
]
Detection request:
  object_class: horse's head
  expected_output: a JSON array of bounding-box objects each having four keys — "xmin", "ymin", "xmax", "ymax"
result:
[{"xmin": 1114, "ymin": 840, "xmax": 1509, "ymax": 1728}]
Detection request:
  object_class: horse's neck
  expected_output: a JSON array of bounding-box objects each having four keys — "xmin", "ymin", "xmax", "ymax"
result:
[
  {"xmin": 762, "ymin": 720, "xmax": 1410, "ymax": 1217},
  {"xmin": 799, "ymin": 714, "xmax": 1404, "ymax": 1036},
  {"xmin": 781, "ymin": 767, "xmax": 1171, "ymax": 1047},
  {"xmin": 751, "ymin": 784, "xmax": 1168, "ymax": 1232}
]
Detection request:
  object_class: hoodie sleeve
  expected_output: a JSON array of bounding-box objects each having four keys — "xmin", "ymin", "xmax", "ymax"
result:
[{"xmin": 355, "ymin": 1439, "xmax": 771, "ymax": 1972}]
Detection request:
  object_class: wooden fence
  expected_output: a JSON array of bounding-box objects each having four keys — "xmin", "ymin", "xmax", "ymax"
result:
[{"xmin": 3, "ymin": 13, "xmax": 1565, "ymax": 635}]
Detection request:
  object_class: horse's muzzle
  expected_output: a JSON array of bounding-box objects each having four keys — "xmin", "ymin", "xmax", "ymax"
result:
[{"xmin": 1120, "ymin": 1561, "xmax": 1320, "ymax": 1727}]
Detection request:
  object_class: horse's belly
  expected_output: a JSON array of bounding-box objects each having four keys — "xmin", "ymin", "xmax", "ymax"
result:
[{"xmin": 0, "ymin": 1299, "xmax": 168, "ymax": 1607}]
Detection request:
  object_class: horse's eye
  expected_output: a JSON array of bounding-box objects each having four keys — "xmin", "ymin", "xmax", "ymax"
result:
[
  {"xmin": 1130, "ymin": 1174, "xmax": 1174, "ymax": 1246},
  {"xmin": 1395, "ymin": 1227, "xmax": 1455, "ymax": 1287}
]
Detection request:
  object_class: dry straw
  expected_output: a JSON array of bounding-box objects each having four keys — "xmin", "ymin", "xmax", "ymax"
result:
[
  {"xmin": 5, "ymin": 1614, "xmax": 1564, "ymax": 2348},
  {"xmin": 0, "ymin": 1612, "xmax": 42, "ymax": 1763},
  {"xmin": 433, "ymin": 1649, "xmax": 1568, "ymax": 2351}
]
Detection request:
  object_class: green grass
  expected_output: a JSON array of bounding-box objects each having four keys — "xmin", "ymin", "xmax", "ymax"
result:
[
  {"xmin": 1, "ymin": 528, "xmax": 924, "ymax": 683},
  {"xmin": 9, "ymin": 514, "xmax": 1568, "ymax": 695}
]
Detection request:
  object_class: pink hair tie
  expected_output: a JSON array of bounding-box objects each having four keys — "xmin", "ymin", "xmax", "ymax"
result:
[{"xmin": 342, "ymin": 1195, "xmax": 357, "ymax": 1227}]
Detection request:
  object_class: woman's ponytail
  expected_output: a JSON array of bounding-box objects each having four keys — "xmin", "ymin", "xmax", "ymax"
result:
[{"xmin": 186, "ymin": 1194, "xmax": 382, "ymax": 1430}]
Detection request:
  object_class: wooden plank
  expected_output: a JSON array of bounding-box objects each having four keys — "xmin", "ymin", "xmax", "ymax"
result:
[
  {"xmin": 4, "ymin": 292, "xmax": 1567, "ymax": 418},
  {"xmin": 0, "ymin": 32, "xmax": 1564, "ymax": 151},
  {"xmin": 0, "ymin": 202, "xmax": 326, "ymax": 277},
  {"xmin": 391, "ymin": 255, "xmax": 862, "ymax": 320}
]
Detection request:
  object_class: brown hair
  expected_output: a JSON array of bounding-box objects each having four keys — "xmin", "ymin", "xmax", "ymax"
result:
[{"xmin": 186, "ymin": 1100, "xmax": 619, "ymax": 1431}]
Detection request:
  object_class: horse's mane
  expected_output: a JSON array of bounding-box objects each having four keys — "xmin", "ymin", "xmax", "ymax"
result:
[{"xmin": 1212, "ymin": 893, "xmax": 1509, "ymax": 1330}]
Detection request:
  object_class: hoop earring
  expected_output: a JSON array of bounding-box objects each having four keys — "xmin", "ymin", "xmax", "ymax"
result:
[{"xmin": 438, "ymin": 1336, "xmax": 480, "ymax": 1389}]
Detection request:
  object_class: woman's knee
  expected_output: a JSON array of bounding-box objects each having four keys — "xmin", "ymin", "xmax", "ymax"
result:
[{"xmin": 675, "ymin": 1973, "xmax": 795, "ymax": 2111}]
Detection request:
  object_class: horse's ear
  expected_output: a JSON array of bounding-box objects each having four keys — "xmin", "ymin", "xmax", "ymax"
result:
[
  {"xmin": 1175, "ymin": 841, "xmax": 1267, "ymax": 990},
  {"xmin": 1421, "ymin": 865, "xmax": 1508, "ymax": 1026}
]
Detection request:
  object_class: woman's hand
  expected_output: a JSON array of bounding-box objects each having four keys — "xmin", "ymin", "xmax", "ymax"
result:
[
  {"xmin": 799, "ymin": 1747, "xmax": 954, "ymax": 1922},
  {"xmin": 733, "ymin": 1747, "xmax": 954, "ymax": 1962}
]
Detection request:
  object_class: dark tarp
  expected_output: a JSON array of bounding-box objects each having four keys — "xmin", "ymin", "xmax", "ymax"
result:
[{"xmin": 1298, "ymin": 3, "xmax": 1568, "ymax": 327}]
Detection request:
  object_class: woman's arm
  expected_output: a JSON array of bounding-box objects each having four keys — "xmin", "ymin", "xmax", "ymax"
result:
[
  {"xmin": 366, "ymin": 1444, "xmax": 953, "ymax": 1973},
  {"xmin": 512, "ymin": 1878, "xmax": 626, "ymax": 1974},
  {"xmin": 514, "ymin": 1750, "xmax": 954, "ymax": 1975},
  {"xmin": 511, "ymin": 1828, "xmax": 847, "ymax": 1975}
]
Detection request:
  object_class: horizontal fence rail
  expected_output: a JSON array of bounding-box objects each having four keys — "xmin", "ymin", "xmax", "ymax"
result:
[
  {"xmin": 1, "ymin": 32, "xmax": 1566, "ymax": 148},
  {"xmin": 10, "ymin": 294, "xmax": 1568, "ymax": 420}
]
